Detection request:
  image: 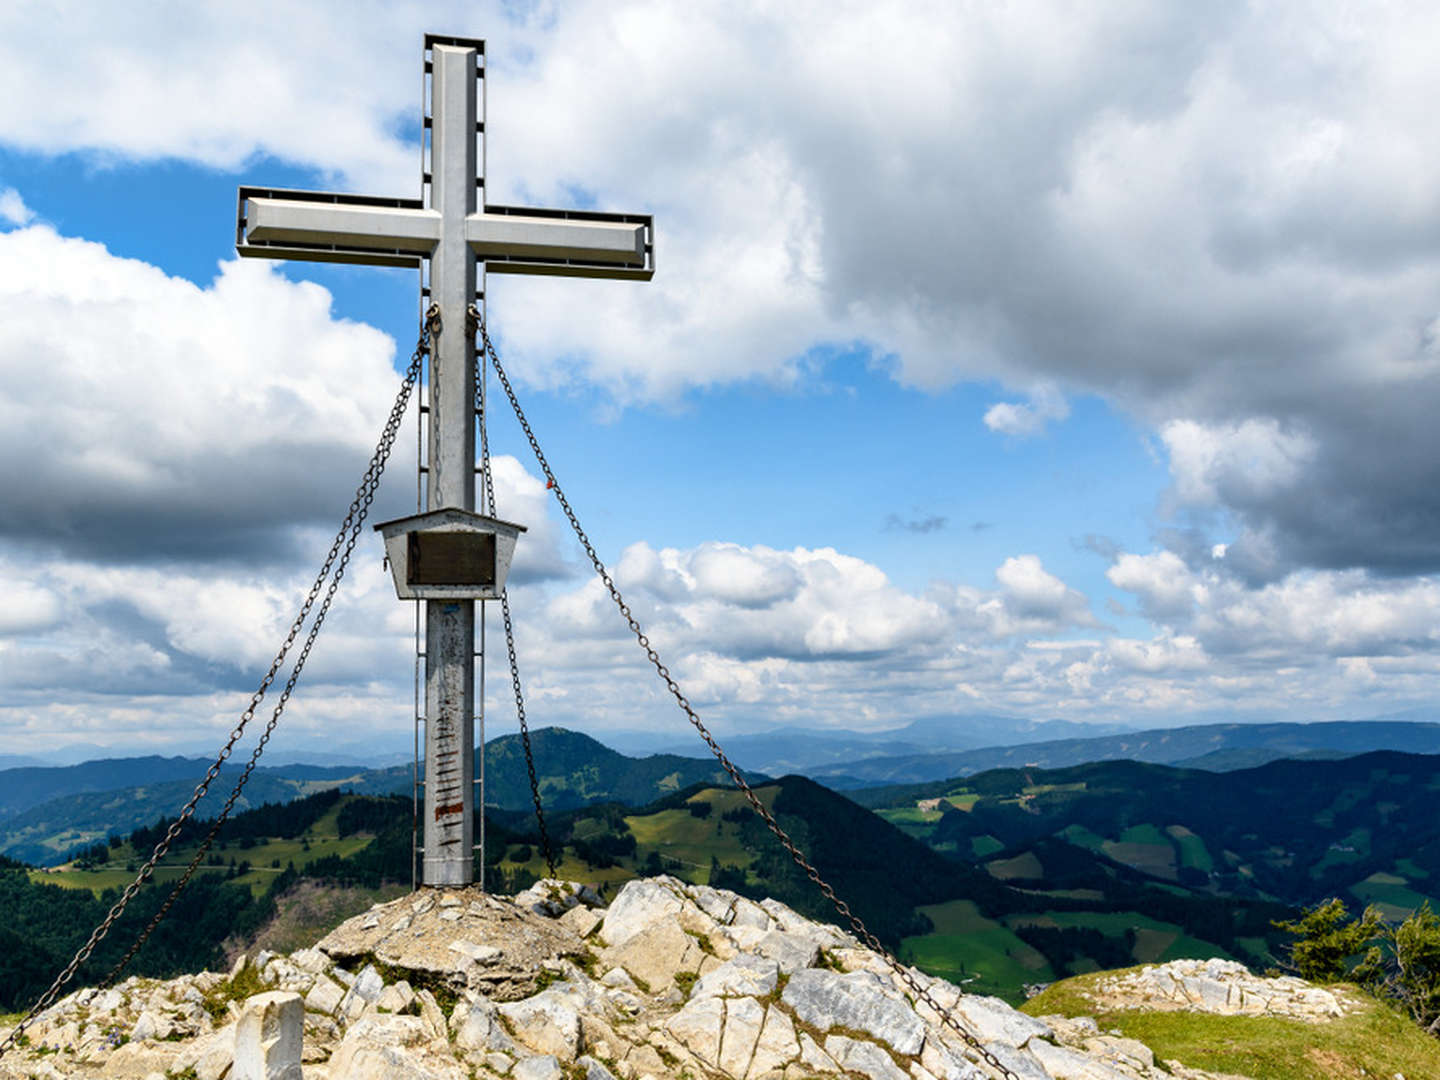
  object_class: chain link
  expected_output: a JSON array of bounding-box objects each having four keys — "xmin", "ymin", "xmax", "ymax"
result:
[
  {"xmin": 0, "ymin": 306, "xmax": 439, "ymax": 1060},
  {"xmin": 473, "ymin": 307, "xmax": 1020, "ymax": 1080},
  {"xmin": 471, "ymin": 312, "xmax": 557, "ymax": 879}
]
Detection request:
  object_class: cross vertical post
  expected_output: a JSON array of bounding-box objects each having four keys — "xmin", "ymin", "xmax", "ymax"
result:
[
  {"xmin": 423, "ymin": 42, "xmax": 481, "ymax": 886},
  {"xmin": 235, "ymin": 32, "xmax": 654, "ymax": 888}
]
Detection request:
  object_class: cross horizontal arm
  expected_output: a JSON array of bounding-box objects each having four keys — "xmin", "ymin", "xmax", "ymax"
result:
[
  {"xmin": 248, "ymin": 197, "xmax": 440, "ymax": 252},
  {"xmin": 467, "ymin": 211, "xmax": 644, "ymax": 266},
  {"xmin": 238, "ymin": 187, "xmax": 655, "ymax": 279}
]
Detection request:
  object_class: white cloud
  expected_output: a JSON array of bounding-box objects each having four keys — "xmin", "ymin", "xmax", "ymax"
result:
[
  {"xmin": 4, "ymin": 6, "xmax": 1440, "ymax": 575},
  {"xmin": 983, "ymin": 386, "xmax": 1070, "ymax": 437},
  {"xmin": 0, "ymin": 578, "xmax": 60, "ymax": 634},
  {"xmin": 1106, "ymin": 549, "xmax": 1440, "ymax": 663},
  {"xmin": 0, "ymin": 187, "xmax": 31, "ymax": 226},
  {"xmin": 8, "ymin": 5, "xmax": 1440, "ymax": 746},
  {"xmin": 598, "ymin": 541, "xmax": 949, "ymax": 661},
  {"xmin": 950, "ymin": 555, "xmax": 1097, "ymax": 638},
  {"xmin": 1160, "ymin": 418, "xmax": 1317, "ymax": 509},
  {"xmin": 1106, "ymin": 550, "xmax": 1201, "ymax": 620},
  {"xmin": 0, "ymin": 224, "xmax": 409, "ymax": 560}
]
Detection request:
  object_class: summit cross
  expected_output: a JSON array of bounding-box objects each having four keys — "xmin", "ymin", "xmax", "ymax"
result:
[{"xmin": 236, "ymin": 33, "xmax": 654, "ymax": 887}]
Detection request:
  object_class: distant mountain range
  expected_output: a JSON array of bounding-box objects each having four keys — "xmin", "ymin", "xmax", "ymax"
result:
[
  {"xmin": 646, "ymin": 713, "xmax": 1138, "ymax": 775},
  {"xmin": 804, "ymin": 719, "xmax": 1440, "ymax": 787}
]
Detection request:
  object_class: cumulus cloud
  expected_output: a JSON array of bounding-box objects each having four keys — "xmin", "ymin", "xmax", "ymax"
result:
[
  {"xmin": 1106, "ymin": 547, "xmax": 1440, "ymax": 663},
  {"xmin": 950, "ymin": 555, "xmax": 1097, "ymax": 638},
  {"xmin": 984, "ymin": 386, "xmax": 1070, "ymax": 438},
  {"xmin": 0, "ymin": 224, "xmax": 570, "ymax": 576},
  {"xmin": 4, "ymin": 3, "xmax": 1440, "ymax": 572},
  {"xmin": 0, "ymin": 187, "xmax": 31, "ymax": 226},
  {"xmin": 0, "ymin": 225, "xmax": 403, "ymax": 562},
  {"xmin": 9, "ymin": 4, "xmax": 1440, "ymax": 746},
  {"xmin": 606, "ymin": 541, "xmax": 949, "ymax": 661}
]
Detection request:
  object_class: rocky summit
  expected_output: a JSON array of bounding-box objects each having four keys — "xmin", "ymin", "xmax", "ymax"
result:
[{"xmin": 0, "ymin": 876, "xmax": 1359, "ymax": 1079}]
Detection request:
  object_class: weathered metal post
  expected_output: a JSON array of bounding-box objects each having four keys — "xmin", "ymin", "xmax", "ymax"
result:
[{"xmin": 422, "ymin": 42, "xmax": 481, "ymax": 886}]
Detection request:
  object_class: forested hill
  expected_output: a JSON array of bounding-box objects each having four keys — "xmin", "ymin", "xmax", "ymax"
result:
[
  {"xmin": 481, "ymin": 727, "xmax": 760, "ymax": 810},
  {"xmin": 858, "ymin": 750, "xmax": 1440, "ymax": 916},
  {"xmin": 0, "ymin": 755, "xmax": 359, "ymax": 818},
  {"xmin": 0, "ymin": 728, "xmax": 759, "ymax": 865}
]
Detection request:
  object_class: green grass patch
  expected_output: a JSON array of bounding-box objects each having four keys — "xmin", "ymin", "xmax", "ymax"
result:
[
  {"xmin": 986, "ymin": 851, "xmax": 1044, "ymax": 880},
  {"xmin": 1058, "ymin": 824, "xmax": 1106, "ymax": 852},
  {"xmin": 1396, "ymin": 857, "xmax": 1430, "ymax": 880},
  {"xmin": 624, "ymin": 803, "xmax": 754, "ymax": 877},
  {"xmin": 876, "ymin": 807, "xmax": 944, "ymax": 825},
  {"xmin": 1023, "ymin": 972, "xmax": 1440, "ymax": 1080},
  {"xmin": 1102, "ymin": 838, "xmax": 1177, "ymax": 880},
  {"xmin": 1349, "ymin": 873, "xmax": 1437, "ymax": 922},
  {"xmin": 970, "ymin": 835, "xmax": 1005, "ymax": 858},
  {"xmin": 1002, "ymin": 909, "xmax": 1234, "ymax": 967},
  {"xmin": 901, "ymin": 901, "xmax": 1052, "ymax": 1004},
  {"xmin": 39, "ymin": 829, "xmax": 375, "ymax": 897},
  {"xmin": 1118, "ymin": 823, "xmax": 1168, "ymax": 845},
  {"xmin": 919, "ymin": 899, "xmax": 999, "ymax": 935},
  {"xmin": 1130, "ymin": 927, "xmax": 1177, "ymax": 963},
  {"xmin": 1166, "ymin": 825, "xmax": 1214, "ymax": 872},
  {"xmin": 1310, "ymin": 827, "xmax": 1372, "ymax": 877}
]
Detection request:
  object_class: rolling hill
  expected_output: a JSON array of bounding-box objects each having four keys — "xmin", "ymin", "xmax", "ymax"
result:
[
  {"xmin": 0, "ymin": 728, "xmax": 758, "ymax": 865},
  {"xmin": 857, "ymin": 750, "xmax": 1440, "ymax": 921}
]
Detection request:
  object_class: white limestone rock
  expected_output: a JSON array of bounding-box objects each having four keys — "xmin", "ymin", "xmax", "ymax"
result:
[
  {"xmin": 599, "ymin": 878, "xmax": 687, "ymax": 947},
  {"xmin": 498, "ymin": 988, "xmax": 584, "ymax": 1060},
  {"xmin": 605, "ymin": 918, "xmax": 704, "ymax": 992},
  {"xmin": 560, "ymin": 904, "xmax": 604, "ymax": 940},
  {"xmin": 376, "ymin": 980, "xmax": 416, "ymax": 1015},
  {"xmin": 782, "ymin": 968, "xmax": 926, "ymax": 1055},
  {"xmin": 304, "ymin": 974, "xmax": 345, "ymax": 1017},
  {"xmin": 515, "ymin": 879, "xmax": 604, "ymax": 918},
  {"xmin": 1027, "ymin": 1039, "xmax": 1136, "ymax": 1080},
  {"xmin": 719, "ymin": 996, "xmax": 767, "ymax": 1078},
  {"xmin": 577, "ymin": 1053, "xmax": 621, "ymax": 1080},
  {"xmin": 326, "ymin": 1014, "xmax": 466, "ymax": 1080},
  {"xmin": 664, "ymin": 993, "xmax": 725, "ymax": 1065},
  {"xmin": 513, "ymin": 1054, "xmax": 565, "ymax": 1080},
  {"xmin": 691, "ymin": 953, "xmax": 780, "ymax": 1001},
  {"xmin": 823, "ymin": 1033, "xmax": 909, "ymax": 1080},
  {"xmin": 748, "ymin": 1003, "xmax": 801, "ymax": 1079},
  {"xmin": 232, "ymin": 991, "xmax": 303, "ymax": 1080},
  {"xmin": 452, "ymin": 995, "xmax": 518, "ymax": 1054}
]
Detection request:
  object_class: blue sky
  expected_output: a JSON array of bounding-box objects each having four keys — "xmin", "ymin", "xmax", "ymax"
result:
[{"xmin": 4, "ymin": 2, "xmax": 1440, "ymax": 762}]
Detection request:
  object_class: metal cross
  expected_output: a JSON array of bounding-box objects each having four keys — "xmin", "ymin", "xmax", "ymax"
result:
[{"xmin": 235, "ymin": 33, "xmax": 654, "ymax": 887}]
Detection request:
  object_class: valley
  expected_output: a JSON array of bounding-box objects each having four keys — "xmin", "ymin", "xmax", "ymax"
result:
[{"xmin": 6, "ymin": 728, "xmax": 1440, "ymax": 1011}]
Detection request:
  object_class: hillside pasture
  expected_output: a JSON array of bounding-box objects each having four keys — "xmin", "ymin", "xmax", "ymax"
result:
[
  {"xmin": 901, "ymin": 899, "xmax": 1052, "ymax": 1004},
  {"xmin": 1349, "ymin": 870, "xmax": 1436, "ymax": 922},
  {"xmin": 32, "ymin": 798, "xmax": 375, "ymax": 897}
]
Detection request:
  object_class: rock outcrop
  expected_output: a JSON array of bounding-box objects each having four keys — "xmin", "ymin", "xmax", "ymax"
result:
[
  {"xmin": 0, "ymin": 876, "xmax": 1357, "ymax": 1079},
  {"xmin": 1082, "ymin": 957, "xmax": 1358, "ymax": 1022}
]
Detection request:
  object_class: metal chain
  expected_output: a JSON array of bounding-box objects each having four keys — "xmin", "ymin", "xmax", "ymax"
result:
[
  {"xmin": 470, "ymin": 312, "xmax": 557, "ymax": 879},
  {"xmin": 0, "ymin": 306, "xmax": 439, "ymax": 1059},
  {"xmin": 473, "ymin": 308, "xmax": 1020, "ymax": 1080},
  {"xmin": 102, "ymin": 311, "xmax": 434, "ymax": 985}
]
